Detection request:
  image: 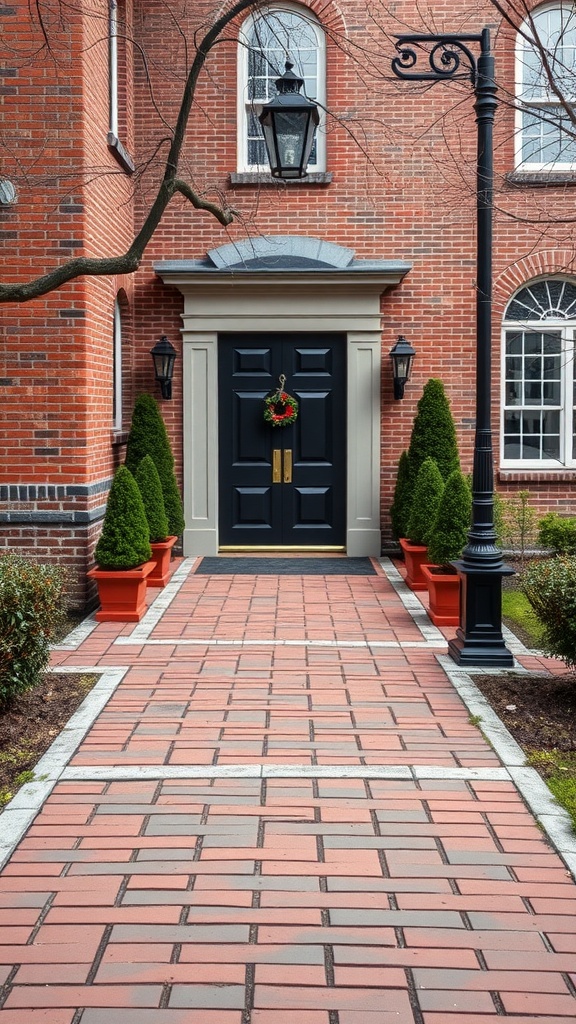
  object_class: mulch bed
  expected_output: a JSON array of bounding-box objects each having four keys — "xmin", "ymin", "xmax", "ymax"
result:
[
  {"xmin": 473, "ymin": 670, "xmax": 576, "ymax": 753},
  {"xmin": 0, "ymin": 672, "xmax": 98, "ymax": 803}
]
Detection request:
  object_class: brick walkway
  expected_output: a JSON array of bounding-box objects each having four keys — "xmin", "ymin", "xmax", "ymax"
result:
[{"xmin": 1, "ymin": 557, "xmax": 575, "ymax": 1023}]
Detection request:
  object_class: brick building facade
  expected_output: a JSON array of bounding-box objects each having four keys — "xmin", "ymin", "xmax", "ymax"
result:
[{"xmin": 1, "ymin": 0, "xmax": 575, "ymax": 606}]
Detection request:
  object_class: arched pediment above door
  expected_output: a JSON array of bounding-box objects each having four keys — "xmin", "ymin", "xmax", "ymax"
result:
[{"xmin": 207, "ymin": 236, "xmax": 355, "ymax": 269}]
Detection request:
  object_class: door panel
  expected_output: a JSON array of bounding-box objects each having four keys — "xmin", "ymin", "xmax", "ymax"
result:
[{"xmin": 219, "ymin": 333, "xmax": 346, "ymax": 547}]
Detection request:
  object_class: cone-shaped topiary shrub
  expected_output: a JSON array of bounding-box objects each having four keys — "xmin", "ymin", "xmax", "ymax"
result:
[
  {"xmin": 390, "ymin": 450, "xmax": 411, "ymax": 540},
  {"xmin": 407, "ymin": 379, "xmax": 460, "ymax": 482},
  {"xmin": 427, "ymin": 469, "xmax": 472, "ymax": 570},
  {"xmin": 94, "ymin": 465, "xmax": 152, "ymax": 570},
  {"xmin": 135, "ymin": 455, "xmax": 169, "ymax": 544},
  {"xmin": 125, "ymin": 394, "xmax": 185, "ymax": 537},
  {"xmin": 406, "ymin": 458, "xmax": 445, "ymax": 546}
]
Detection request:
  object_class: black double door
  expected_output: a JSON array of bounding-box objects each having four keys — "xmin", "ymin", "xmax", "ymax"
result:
[{"xmin": 218, "ymin": 333, "xmax": 346, "ymax": 547}]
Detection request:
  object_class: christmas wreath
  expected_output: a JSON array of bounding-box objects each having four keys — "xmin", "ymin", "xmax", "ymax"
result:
[{"xmin": 264, "ymin": 376, "xmax": 298, "ymax": 428}]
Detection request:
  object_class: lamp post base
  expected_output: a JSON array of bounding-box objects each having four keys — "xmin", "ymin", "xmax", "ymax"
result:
[{"xmin": 447, "ymin": 561, "xmax": 515, "ymax": 668}]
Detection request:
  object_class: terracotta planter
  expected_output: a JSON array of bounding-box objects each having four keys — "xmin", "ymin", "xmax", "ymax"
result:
[
  {"xmin": 421, "ymin": 563, "xmax": 461, "ymax": 627},
  {"xmin": 399, "ymin": 538, "xmax": 428, "ymax": 591},
  {"xmin": 88, "ymin": 561, "xmax": 156, "ymax": 622},
  {"xmin": 147, "ymin": 535, "xmax": 178, "ymax": 588}
]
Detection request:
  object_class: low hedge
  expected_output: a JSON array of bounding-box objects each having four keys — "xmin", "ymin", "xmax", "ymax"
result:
[
  {"xmin": 538, "ymin": 512, "xmax": 576, "ymax": 555},
  {"xmin": 0, "ymin": 555, "xmax": 67, "ymax": 705},
  {"xmin": 522, "ymin": 555, "xmax": 576, "ymax": 668}
]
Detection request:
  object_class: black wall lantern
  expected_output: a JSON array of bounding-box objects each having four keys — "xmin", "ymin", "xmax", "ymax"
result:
[
  {"xmin": 150, "ymin": 335, "xmax": 177, "ymax": 400},
  {"xmin": 389, "ymin": 335, "xmax": 416, "ymax": 400},
  {"xmin": 259, "ymin": 62, "xmax": 320, "ymax": 179}
]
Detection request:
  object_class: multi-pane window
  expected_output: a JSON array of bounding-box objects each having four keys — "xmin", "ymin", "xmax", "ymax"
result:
[
  {"xmin": 516, "ymin": 3, "xmax": 576, "ymax": 169},
  {"xmin": 502, "ymin": 280, "xmax": 576, "ymax": 466},
  {"xmin": 238, "ymin": 5, "xmax": 325, "ymax": 172}
]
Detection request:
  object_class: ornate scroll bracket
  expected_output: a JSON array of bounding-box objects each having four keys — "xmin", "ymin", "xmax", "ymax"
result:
[{"xmin": 392, "ymin": 33, "xmax": 484, "ymax": 86}]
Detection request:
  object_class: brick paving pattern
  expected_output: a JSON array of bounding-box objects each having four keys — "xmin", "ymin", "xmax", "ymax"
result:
[{"xmin": 1, "ymin": 558, "xmax": 575, "ymax": 1022}]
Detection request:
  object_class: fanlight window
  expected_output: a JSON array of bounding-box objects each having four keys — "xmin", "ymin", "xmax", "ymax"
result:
[{"xmin": 502, "ymin": 280, "xmax": 576, "ymax": 467}]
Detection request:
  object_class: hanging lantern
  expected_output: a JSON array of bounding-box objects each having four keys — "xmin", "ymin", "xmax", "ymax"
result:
[{"xmin": 259, "ymin": 62, "xmax": 320, "ymax": 179}]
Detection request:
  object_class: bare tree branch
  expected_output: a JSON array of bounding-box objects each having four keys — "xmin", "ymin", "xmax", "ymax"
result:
[{"xmin": 0, "ymin": 0, "xmax": 261, "ymax": 304}]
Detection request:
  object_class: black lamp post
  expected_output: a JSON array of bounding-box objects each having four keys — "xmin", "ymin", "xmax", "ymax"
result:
[
  {"xmin": 392, "ymin": 30, "xmax": 514, "ymax": 667},
  {"xmin": 390, "ymin": 335, "xmax": 416, "ymax": 399},
  {"xmin": 150, "ymin": 335, "xmax": 177, "ymax": 400},
  {"xmin": 259, "ymin": 62, "xmax": 320, "ymax": 179}
]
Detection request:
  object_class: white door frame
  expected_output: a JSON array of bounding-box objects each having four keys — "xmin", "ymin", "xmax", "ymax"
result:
[{"xmin": 156, "ymin": 262, "xmax": 409, "ymax": 557}]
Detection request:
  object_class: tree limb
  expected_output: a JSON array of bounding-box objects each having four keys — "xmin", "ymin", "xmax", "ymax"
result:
[{"xmin": 1, "ymin": 0, "xmax": 261, "ymax": 303}]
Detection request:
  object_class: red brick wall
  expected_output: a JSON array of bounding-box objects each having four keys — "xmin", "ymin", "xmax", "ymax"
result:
[
  {"xmin": 1, "ymin": 0, "xmax": 575, "ymax": 599},
  {"xmin": 0, "ymin": 0, "xmax": 137, "ymax": 605}
]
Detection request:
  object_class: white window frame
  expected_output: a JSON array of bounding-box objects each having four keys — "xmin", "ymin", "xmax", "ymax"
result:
[
  {"xmin": 113, "ymin": 299, "xmax": 123, "ymax": 432},
  {"xmin": 237, "ymin": 3, "xmax": 326, "ymax": 173},
  {"xmin": 515, "ymin": 2, "xmax": 576, "ymax": 171},
  {"xmin": 501, "ymin": 284, "xmax": 576, "ymax": 469},
  {"xmin": 109, "ymin": 0, "xmax": 119, "ymax": 139}
]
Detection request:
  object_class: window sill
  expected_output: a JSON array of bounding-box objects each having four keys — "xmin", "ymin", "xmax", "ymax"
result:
[
  {"xmin": 498, "ymin": 468, "xmax": 576, "ymax": 483},
  {"xmin": 107, "ymin": 133, "xmax": 135, "ymax": 174},
  {"xmin": 111, "ymin": 430, "xmax": 128, "ymax": 447},
  {"xmin": 230, "ymin": 171, "xmax": 332, "ymax": 186},
  {"xmin": 506, "ymin": 170, "xmax": 576, "ymax": 187}
]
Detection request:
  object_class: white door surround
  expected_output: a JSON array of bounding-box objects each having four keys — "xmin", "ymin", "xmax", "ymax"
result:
[{"xmin": 155, "ymin": 238, "xmax": 411, "ymax": 557}]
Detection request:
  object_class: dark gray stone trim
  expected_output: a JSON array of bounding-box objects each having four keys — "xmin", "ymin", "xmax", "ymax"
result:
[
  {"xmin": 0, "ymin": 479, "xmax": 113, "ymax": 501},
  {"xmin": 0, "ymin": 505, "xmax": 106, "ymax": 525},
  {"xmin": 107, "ymin": 132, "xmax": 135, "ymax": 174},
  {"xmin": 230, "ymin": 171, "xmax": 332, "ymax": 186},
  {"xmin": 506, "ymin": 171, "xmax": 576, "ymax": 187}
]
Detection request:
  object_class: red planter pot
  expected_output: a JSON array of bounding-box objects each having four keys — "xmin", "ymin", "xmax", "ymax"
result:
[
  {"xmin": 399, "ymin": 538, "xmax": 428, "ymax": 592},
  {"xmin": 88, "ymin": 561, "xmax": 156, "ymax": 622},
  {"xmin": 147, "ymin": 535, "xmax": 178, "ymax": 588},
  {"xmin": 421, "ymin": 563, "xmax": 461, "ymax": 627}
]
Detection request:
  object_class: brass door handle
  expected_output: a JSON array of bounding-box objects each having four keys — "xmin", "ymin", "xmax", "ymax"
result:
[
  {"xmin": 283, "ymin": 449, "xmax": 292, "ymax": 484},
  {"xmin": 272, "ymin": 449, "xmax": 281, "ymax": 483}
]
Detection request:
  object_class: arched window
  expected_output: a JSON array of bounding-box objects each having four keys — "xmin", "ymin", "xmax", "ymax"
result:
[
  {"xmin": 238, "ymin": 4, "xmax": 326, "ymax": 172},
  {"xmin": 502, "ymin": 279, "xmax": 576, "ymax": 466},
  {"xmin": 113, "ymin": 298, "xmax": 123, "ymax": 431},
  {"xmin": 516, "ymin": 3, "xmax": 576, "ymax": 169}
]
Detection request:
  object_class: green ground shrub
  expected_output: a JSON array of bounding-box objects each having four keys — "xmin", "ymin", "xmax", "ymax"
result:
[
  {"xmin": 125, "ymin": 394, "xmax": 185, "ymax": 537},
  {"xmin": 522, "ymin": 556, "xmax": 576, "ymax": 668},
  {"xmin": 94, "ymin": 465, "xmax": 152, "ymax": 570},
  {"xmin": 427, "ymin": 470, "xmax": 472, "ymax": 569},
  {"xmin": 538, "ymin": 512, "xmax": 576, "ymax": 555},
  {"xmin": 406, "ymin": 458, "xmax": 445, "ymax": 546},
  {"xmin": 0, "ymin": 555, "xmax": 67, "ymax": 705},
  {"xmin": 135, "ymin": 455, "xmax": 169, "ymax": 543}
]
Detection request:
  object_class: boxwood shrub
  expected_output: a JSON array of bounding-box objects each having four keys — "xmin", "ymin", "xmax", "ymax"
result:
[
  {"xmin": 0, "ymin": 555, "xmax": 67, "ymax": 705},
  {"xmin": 538, "ymin": 512, "xmax": 576, "ymax": 555},
  {"xmin": 522, "ymin": 556, "xmax": 576, "ymax": 668}
]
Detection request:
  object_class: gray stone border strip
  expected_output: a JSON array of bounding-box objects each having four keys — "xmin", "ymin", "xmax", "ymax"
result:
[
  {"xmin": 125, "ymin": 557, "xmax": 197, "ymax": 641},
  {"xmin": 378, "ymin": 557, "xmax": 445, "ymax": 642},
  {"xmin": 438, "ymin": 654, "xmax": 576, "ymax": 880},
  {"xmin": 60, "ymin": 764, "xmax": 510, "ymax": 782},
  {"xmin": 51, "ymin": 613, "xmax": 99, "ymax": 651},
  {"xmin": 0, "ymin": 667, "xmax": 128, "ymax": 872},
  {"xmin": 113, "ymin": 636, "xmax": 447, "ymax": 649}
]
